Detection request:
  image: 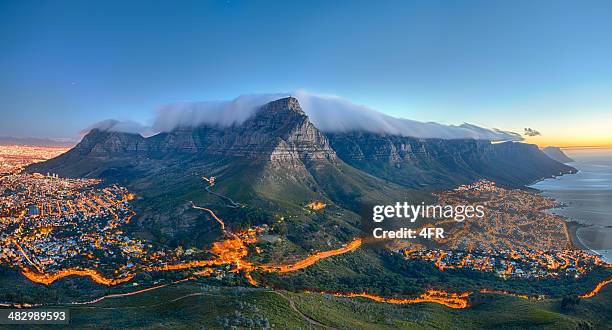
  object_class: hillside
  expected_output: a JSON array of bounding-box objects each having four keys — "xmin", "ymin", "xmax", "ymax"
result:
[
  {"xmin": 23, "ymin": 281, "xmax": 611, "ymax": 329},
  {"xmin": 327, "ymin": 132, "xmax": 576, "ymax": 189}
]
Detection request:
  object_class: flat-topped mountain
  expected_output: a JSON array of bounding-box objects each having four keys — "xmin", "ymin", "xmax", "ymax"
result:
[{"xmin": 41, "ymin": 97, "xmax": 335, "ymax": 164}]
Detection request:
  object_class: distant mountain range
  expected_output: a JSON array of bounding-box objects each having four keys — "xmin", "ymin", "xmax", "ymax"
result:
[
  {"xmin": 542, "ymin": 146, "xmax": 574, "ymax": 163},
  {"xmin": 27, "ymin": 97, "xmax": 576, "ymax": 248},
  {"xmin": 0, "ymin": 136, "xmax": 75, "ymax": 147}
]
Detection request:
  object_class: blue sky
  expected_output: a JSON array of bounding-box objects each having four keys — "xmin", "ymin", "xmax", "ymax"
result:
[{"xmin": 1, "ymin": 0, "xmax": 611, "ymax": 146}]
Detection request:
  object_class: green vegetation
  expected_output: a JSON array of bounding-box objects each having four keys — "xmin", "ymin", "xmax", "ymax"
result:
[
  {"xmin": 257, "ymin": 247, "xmax": 612, "ymax": 299},
  {"xmin": 9, "ymin": 281, "xmax": 609, "ymax": 329}
]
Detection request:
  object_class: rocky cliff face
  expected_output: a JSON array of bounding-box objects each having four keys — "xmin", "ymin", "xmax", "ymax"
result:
[
  {"xmin": 196, "ymin": 97, "xmax": 337, "ymax": 164},
  {"xmin": 30, "ymin": 97, "xmax": 338, "ymax": 175},
  {"xmin": 327, "ymin": 132, "xmax": 576, "ymax": 188},
  {"xmin": 75, "ymin": 130, "xmax": 147, "ymax": 155},
  {"xmin": 82, "ymin": 98, "xmax": 335, "ymax": 161}
]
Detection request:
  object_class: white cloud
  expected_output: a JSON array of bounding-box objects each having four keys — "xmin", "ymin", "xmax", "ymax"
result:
[
  {"xmin": 81, "ymin": 119, "xmax": 154, "ymax": 136},
  {"xmin": 85, "ymin": 92, "xmax": 523, "ymax": 141}
]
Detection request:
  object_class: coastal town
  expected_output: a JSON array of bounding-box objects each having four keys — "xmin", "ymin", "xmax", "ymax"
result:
[
  {"xmin": 0, "ymin": 172, "xmax": 147, "ymax": 283},
  {"xmin": 436, "ymin": 180, "xmax": 571, "ymax": 252},
  {"xmin": 402, "ymin": 247, "xmax": 605, "ymax": 279},
  {"xmin": 395, "ymin": 181, "xmax": 608, "ymax": 279},
  {"xmin": 0, "ymin": 145, "xmax": 69, "ymax": 175}
]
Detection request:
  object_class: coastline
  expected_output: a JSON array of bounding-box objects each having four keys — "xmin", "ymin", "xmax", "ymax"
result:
[
  {"xmin": 550, "ymin": 203, "xmax": 604, "ymax": 260},
  {"xmin": 564, "ymin": 220, "xmax": 591, "ymax": 251},
  {"xmin": 535, "ymin": 189, "xmax": 602, "ymax": 256},
  {"xmin": 526, "ymin": 167, "xmax": 579, "ymax": 188},
  {"xmin": 528, "ymin": 168, "xmax": 603, "ymax": 256}
]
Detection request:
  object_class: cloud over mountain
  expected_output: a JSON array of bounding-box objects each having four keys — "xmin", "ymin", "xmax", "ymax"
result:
[
  {"xmin": 293, "ymin": 92, "xmax": 522, "ymax": 141},
  {"xmin": 86, "ymin": 92, "xmax": 523, "ymax": 141},
  {"xmin": 82, "ymin": 119, "xmax": 154, "ymax": 136}
]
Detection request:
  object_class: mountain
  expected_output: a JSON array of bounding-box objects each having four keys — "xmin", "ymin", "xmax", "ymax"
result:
[
  {"xmin": 327, "ymin": 132, "xmax": 576, "ymax": 189},
  {"xmin": 27, "ymin": 97, "xmax": 576, "ymax": 249},
  {"xmin": 543, "ymin": 146, "xmax": 574, "ymax": 163},
  {"xmin": 27, "ymin": 97, "xmax": 420, "ymax": 250}
]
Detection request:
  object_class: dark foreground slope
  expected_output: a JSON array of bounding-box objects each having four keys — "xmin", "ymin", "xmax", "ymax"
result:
[
  {"xmin": 23, "ymin": 281, "xmax": 611, "ymax": 329},
  {"xmin": 328, "ymin": 132, "xmax": 576, "ymax": 189}
]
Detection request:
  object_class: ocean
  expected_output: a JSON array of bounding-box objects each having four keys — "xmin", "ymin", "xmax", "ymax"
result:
[{"xmin": 530, "ymin": 148, "xmax": 612, "ymax": 263}]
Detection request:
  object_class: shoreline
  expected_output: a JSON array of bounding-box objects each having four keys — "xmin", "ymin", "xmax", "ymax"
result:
[
  {"xmin": 564, "ymin": 220, "xmax": 592, "ymax": 251},
  {"xmin": 527, "ymin": 169, "xmax": 598, "ymax": 253},
  {"xmin": 547, "ymin": 200, "xmax": 608, "ymax": 262},
  {"xmin": 527, "ymin": 167, "xmax": 579, "ymax": 188}
]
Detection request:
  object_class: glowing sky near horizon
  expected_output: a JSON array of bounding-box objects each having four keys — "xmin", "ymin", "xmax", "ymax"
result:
[{"xmin": 1, "ymin": 0, "xmax": 611, "ymax": 147}]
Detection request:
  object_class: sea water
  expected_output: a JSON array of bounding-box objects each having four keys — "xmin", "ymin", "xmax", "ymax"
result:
[{"xmin": 531, "ymin": 148, "xmax": 612, "ymax": 263}]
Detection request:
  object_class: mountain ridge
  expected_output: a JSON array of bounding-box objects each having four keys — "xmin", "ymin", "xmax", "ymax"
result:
[
  {"xmin": 29, "ymin": 96, "xmax": 576, "ymax": 189},
  {"xmin": 543, "ymin": 146, "xmax": 574, "ymax": 163},
  {"xmin": 327, "ymin": 132, "xmax": 576, "ymax": 189}
]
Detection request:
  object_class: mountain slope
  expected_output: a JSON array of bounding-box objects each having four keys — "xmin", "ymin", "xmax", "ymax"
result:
[{"xmin": 327, "ymin": 132, "xmax": 576, "ymax": 189}]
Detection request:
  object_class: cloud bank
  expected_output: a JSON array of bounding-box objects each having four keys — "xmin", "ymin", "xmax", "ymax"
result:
[
  {"xmin": 152, "ymin": 94, "xmax": 287, "ymax": 132},
  {"xmin": 85, "ymin": 92, "xmax": 523, "ymax": 141},
  {"xmin": 82, "ymin": 119, "xmax": 154, "ymax": 136},
  {"xmin": 294, "ymin": 92, "xmax": 522, "ymax": 141}
]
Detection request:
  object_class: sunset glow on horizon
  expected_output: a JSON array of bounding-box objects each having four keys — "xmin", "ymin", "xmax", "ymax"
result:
[{"xmin": 520, "ymin": 111, "xmax": 612, "ymax": 148}]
